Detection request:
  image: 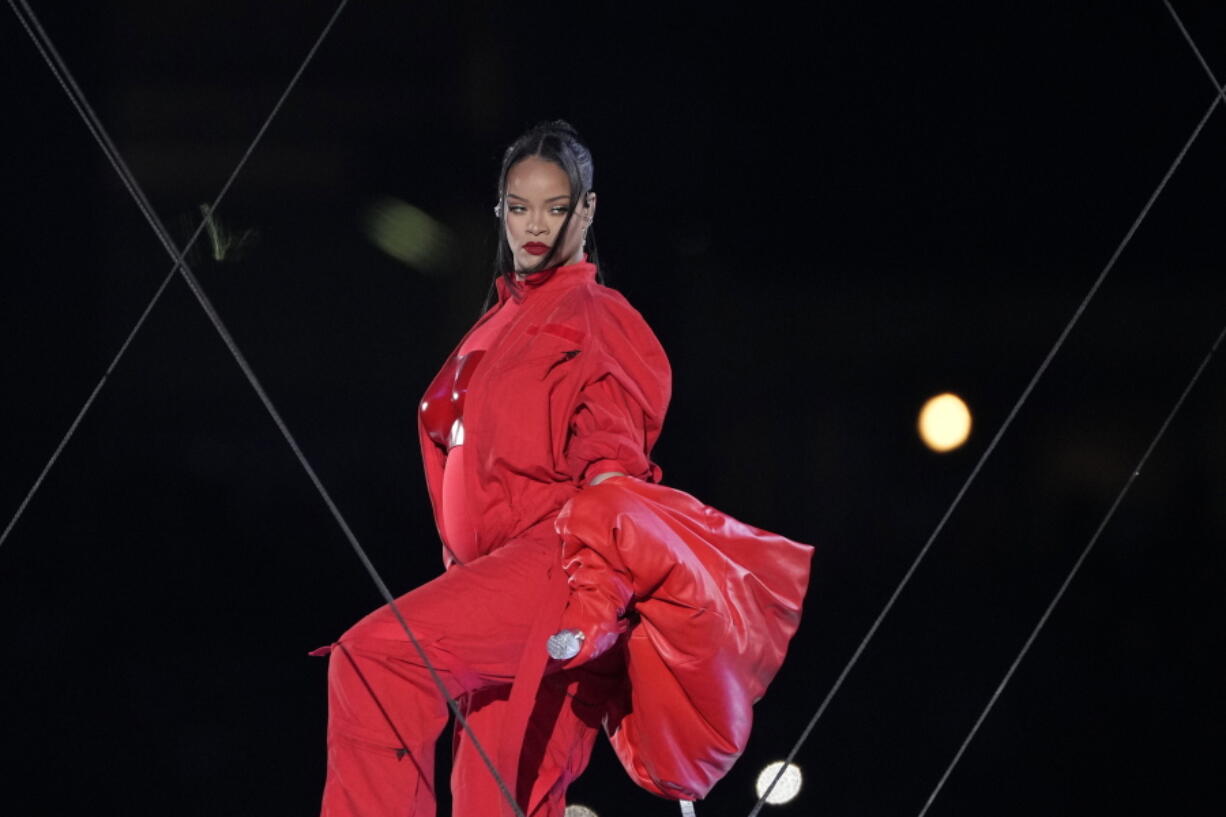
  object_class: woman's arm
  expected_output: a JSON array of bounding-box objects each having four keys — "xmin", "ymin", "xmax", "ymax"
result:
[{"xmin": 563, "ymin": 291, "xmax": 671, "ymax": 486}]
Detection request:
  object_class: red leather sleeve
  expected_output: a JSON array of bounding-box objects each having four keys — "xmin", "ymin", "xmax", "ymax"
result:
[{"xmin": 555, "ymin": 477, "xmax": 814, "ymax": 800}]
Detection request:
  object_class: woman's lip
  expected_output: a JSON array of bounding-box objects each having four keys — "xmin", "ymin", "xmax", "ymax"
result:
[{"xmin": 523, "ymin": 243, "xmax": 550, "ymax": 255}]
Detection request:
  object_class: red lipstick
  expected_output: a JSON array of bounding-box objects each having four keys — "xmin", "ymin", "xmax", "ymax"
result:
[{"xmin": 523, "ymin": 242, "xmax": 550, "ymax": 256}]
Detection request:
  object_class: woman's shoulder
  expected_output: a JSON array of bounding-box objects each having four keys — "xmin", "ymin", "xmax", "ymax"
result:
[{"xmin": 552, "ymin": 277, "xmax": 661, "ymax": 353}]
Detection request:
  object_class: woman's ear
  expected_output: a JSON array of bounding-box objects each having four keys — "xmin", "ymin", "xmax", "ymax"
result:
[{"xmin": 584, "ymin": 191, "xmax": 597, "ymax": 222}]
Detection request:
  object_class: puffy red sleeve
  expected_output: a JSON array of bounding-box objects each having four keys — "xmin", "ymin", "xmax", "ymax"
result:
[
  {"xmin": 555, "ymin": 478, "xmax": 814, "ymax": 801},
  {"xmin": 564, "ymin": 293, "xmax": 670, "ymax": 485}
]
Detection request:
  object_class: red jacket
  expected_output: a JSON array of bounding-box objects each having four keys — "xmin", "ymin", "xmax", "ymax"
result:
[
  {"xmin": 417, "ymin": 260, "xmax": 812, "ymax": 801},
  {"xmin": 417, "ymin": 260, "xmax": 670, "ymax": 566}
]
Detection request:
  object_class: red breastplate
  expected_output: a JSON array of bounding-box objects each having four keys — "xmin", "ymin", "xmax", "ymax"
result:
[{"xmin": 420, "ymin": 350, "xmax": 485, "ymax": 449}]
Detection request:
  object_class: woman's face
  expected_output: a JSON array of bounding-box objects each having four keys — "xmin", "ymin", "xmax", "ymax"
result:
[{"xmin": 503, "ymin": 156, "xmax": 595, "ymax": 273}]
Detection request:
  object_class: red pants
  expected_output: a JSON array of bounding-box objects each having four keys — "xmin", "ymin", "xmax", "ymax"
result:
[{"xmin": 319, "ymin": 530, "xmax": 617, "ymax": 817}]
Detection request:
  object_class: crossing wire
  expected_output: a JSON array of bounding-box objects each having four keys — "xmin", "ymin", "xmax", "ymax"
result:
[
  {"xmin": 2, "ymin": 0, "xmax": 332, "ymax": 551},
  {"xmin": 748, "ymin": 4, "xmax": 1223, "ymax": 814},
  {"xmin": 3, "ymin": 2, "xmax": 524, "ymax": 815},
  {"xmin": 915, "ymin": 325, "xmax": 1225, "ymax": 816},
  {"xmin": 913, "ymin": 3, "xmax": 1226, "ymax": 813}
]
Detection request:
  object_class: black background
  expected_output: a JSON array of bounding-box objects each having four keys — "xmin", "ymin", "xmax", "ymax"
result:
[{"xmin": 2, "ymin": 2, "xmax": 1224, "ymax": 815}]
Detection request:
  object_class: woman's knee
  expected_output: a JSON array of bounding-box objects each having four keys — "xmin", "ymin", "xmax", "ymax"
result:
[{"xmin": 337, "ymin": 596, "xmax": 425, "ymax": 648}]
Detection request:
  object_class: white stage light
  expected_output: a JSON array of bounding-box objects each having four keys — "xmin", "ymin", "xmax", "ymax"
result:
[
  {"xmin": 918, "ymin": 392, "xmax": 972, "ymax": 453},
  {"xmin": 564, "ymin": 805, "xmax": 599, "ymax": 817},
  {"xmin": 755, "ymin": 760, "xmax": 802, "ymax": 805}
]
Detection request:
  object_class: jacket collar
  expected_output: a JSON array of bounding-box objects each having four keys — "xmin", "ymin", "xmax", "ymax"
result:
[{"xmin": 495, "ymin": 259, "xmax": 596, "ymax": 305}]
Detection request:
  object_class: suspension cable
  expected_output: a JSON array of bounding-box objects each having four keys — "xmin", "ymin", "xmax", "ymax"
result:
[
  {"xmin": 916, "ymin": 317, "xmax": 1226, "ymax": 816},
  {"xmin": 913, "ymin": 4, "xmax": 1226, "ymax": 812},
  {"xmin": 2, "ymin": 0, "xmax": 333, "ymax": 550},
  {"xmin": 749, "ymin": 15, "xmax": 1222, "ymax": 817},
  {"xmin": 1164, "ymin": 0, "xmax": 1226, "ymax": 94},
  {"xmin": 4, "ymin": 2, "xmax": 523, "ymax": 814}
]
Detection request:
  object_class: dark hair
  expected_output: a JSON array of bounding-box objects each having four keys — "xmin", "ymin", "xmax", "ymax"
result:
[{"xmin": 484, "ymin": 120, "xmax": 601, "ymax": 308}]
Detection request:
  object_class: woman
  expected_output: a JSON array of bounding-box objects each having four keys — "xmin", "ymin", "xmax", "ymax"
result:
[{"xmin": 318, "ymin": 121, "xmax": 811, "ymax": 817}]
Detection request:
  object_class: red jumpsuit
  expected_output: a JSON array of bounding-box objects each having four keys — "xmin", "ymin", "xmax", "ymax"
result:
[{"xmin": 318, "ymin": 261, "xmax": 812, "ymax": 816}]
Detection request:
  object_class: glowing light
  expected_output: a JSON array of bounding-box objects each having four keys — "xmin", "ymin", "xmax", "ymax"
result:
[
  {"xmin": 755, "ymin": 761, "xmax": 802, "ymax": 805},
  {"xmin": 363, "ymin": 196, "xmax": 454, "ymax": 275},
  {"xmin": 564, "ymin": 806, "xmax": 598, "ymax": 817},
  {"xmin": 918, "ymin": 392, "xmax": 972, "ymax": 453}
]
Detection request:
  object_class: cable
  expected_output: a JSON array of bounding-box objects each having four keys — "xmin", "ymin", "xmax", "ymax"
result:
[
  {"xmin": 748, "ymin": 27, "xmax": 1223, "ymax": 817},
  {"xmin": 4, "ymin": 3, "xmax": 524, "ymax": 815},
  {"xmin": 2, "ymin": 0, "xmax": 328, "ymax": 550},
  {"xmin": 1164, "ymin": 0, "xmax": 1226, "ymax": 99},
  {"xmin": 913, "ymin": 5, "xmax": 1225, "ymax": 812},
  {"xmin": 916, "ymin": 317, "xmax": 1226, "ymax": 816}
]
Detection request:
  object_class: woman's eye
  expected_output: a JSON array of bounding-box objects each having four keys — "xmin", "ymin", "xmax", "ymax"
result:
[
  {"xmin": 550, "ymin": 206, "xmax": 571, "ymax": 215},
  {"xmin": 508, "ymin": 205, "xmax": 526, "ymax": 214}
]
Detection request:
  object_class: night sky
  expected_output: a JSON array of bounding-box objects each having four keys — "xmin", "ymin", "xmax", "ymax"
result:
[{"xmin": 2, "ymin": 2, "xmax": 1224, "ymax": 815}]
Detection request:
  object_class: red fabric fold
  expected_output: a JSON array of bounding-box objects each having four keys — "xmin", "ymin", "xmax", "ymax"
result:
[
  {"xmin": 494, "ymin": 556, "xmax": 571, "ymax": 812},
  {"xmin": 555, "ymin": 477, "xmax": 813, "ymax": 800}
]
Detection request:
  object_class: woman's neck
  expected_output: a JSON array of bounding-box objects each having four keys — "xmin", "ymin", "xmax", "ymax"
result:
[{"xmin": 514, "ymin": 251, "xmax": 583, "ymax": 281}]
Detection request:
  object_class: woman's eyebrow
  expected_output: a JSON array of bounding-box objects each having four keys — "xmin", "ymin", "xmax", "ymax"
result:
[{"xmin": 505, "ymin": 193, "xmax": 572, "ymax": 202}]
